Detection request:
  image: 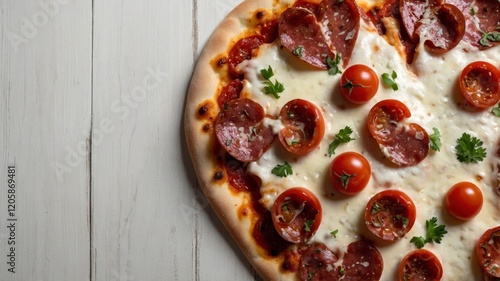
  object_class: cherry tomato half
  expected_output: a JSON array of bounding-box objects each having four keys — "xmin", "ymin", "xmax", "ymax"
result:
[
  {"xmin": 271, "ymin": 187, "xmax": 322, "ymax": 243},
  {"xmin": 459, "ymin": 61, "xmax": 500, "ymax": 109},
  {"xmin": 329, "ymin": 152, "xmax": 371, "ymax": 195},
  {"xmin": 340, "ymin": 64, "xmax": 379, "ymax": 104},
  {"xmin": 476, "ymin": 226, "xmax": 500, "ymax": 278},
  {"xmin": 279, "ymin": 99, "xmax": 325, "ymax": 155},
  {"xmin": 444, "ymin": 181, "xmax": 483, "ymax": 220},
  {"xmin": 367, "ymin": 100, "xmax": 429, "ymax": 166},
  {"xmin": 398, "ymin": 249, "xmax": 443, "ymax": 281},
  {"xmin": 364, "ymin": 189, "xmax": 416, "ymax": 241}
]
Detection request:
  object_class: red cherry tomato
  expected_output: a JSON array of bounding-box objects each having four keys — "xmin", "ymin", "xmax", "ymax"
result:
[
  {"xmin": 398, "ymin": 249, "xmax": 443, "ymax": 281},
  {"xmin": 340, "ymin": 64, "xmax": 379, "ymax": 104},
  {"xmin": 477, "ymin": 226, "xmax": 500, "ymax": 278},
  {"xmin": 271, "ymin": 187, "xmax": 322, "ymax": 243},
  {"xmin": 364, "ymin": 189, "xmax": 416, "ymax": 241},
  {"xmin": 459, "ymin": 61, "xmax": 500, "ymax": 109},
  {"xmin": 444, "ymin": 181, "xmax": 483, "ymax": 220},
  {"xmin": 329, "ymin": 152, "xmax": 371, "ymax": 195},
  {"xmin": 367, "ymin": 100, "xmax": 429, "ymax": 166},
  {"xmin": 279, "ymin": 99, "xmax": 325, "ymax": 155}
]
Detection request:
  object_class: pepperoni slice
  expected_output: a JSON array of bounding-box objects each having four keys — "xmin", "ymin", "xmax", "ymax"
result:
[
  {"xmin": 417, "ymin": 4, "xmax": 466, "ymax": 54},
  {"xmin": 477, "ymin": 226, "xmax": 500, "ymax": 278},
  {"xmin": 298, "ymin": 243, "xmax": 339, "ymax": 281},
  {"xmin": 228, "ymin": 36, "xmax": 264, "ymax": 79},
  {"xmin": 217, "ymin": 79, "xmax": 243, "ymax": 108},
  {"xmin": 271, "ymin": 187, "xmax": 322, "ymax": 243},
  {"xmin": 215, "ymin": 98, "xmax": 274, "ymax": 162},
  {"xmin": 398, "ymin": 249, "xmax": 443, "ymax": 281},
  {"xmin": 400, "ymin": 0, "xmax": 442, "ymax": 42},
  {"xmin": 364, "ymin": 189, "xmax": 416, "ymax": 241},
  {"xmin": 367, "ymin": 99, "xmax": 429, "ymax": 166},
  {"xmin": 317, "ymin": 0, "xmax": 360, "ymax": 67},
  {"xmin": 366, "ymin": 0, "xmax": 417, "ymax": 64},
  {"xmin": 225, "ymin": 156, "xmax": 259, "ymax": 191},
  {"xmin": 341, "ymin": 240, "xmax": 384, "ymax": 280},
  {"xmin": 448, "ymin": 0, "xmax": 500, "ymax": 49},
  {"xmin": 279, "ymin": 99, "xmax": 325, "ymax": 155},
  {"xmin": 278, "ymin": 7, "xmax": 334, "ymax": 69},
  {"xmin": 401, "ymin": 0, "xmax": 466, "ymax": 53}
]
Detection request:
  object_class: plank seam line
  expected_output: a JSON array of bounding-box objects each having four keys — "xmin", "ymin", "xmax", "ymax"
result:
[{"xmin": 89, "ymin": 0, "xmax": 95, "ymax": 280}]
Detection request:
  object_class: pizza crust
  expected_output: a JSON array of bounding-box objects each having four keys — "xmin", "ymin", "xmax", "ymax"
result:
[{"xmin": 185, "ymin": 1, "xmax": 297, "ymax": 280}]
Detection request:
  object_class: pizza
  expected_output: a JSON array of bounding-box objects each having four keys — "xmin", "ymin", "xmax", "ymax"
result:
[{"xmin": 184, "ymin": 0, "xmax": 500, "ymax": 280}]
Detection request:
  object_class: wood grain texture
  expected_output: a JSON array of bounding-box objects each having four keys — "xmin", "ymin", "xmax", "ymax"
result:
[
  {"xmin": 0, "ymin": 0, "xmax": 260, "ymax": 280},
  {"xmin": 0, "ymin": 0, "xmax": 92, "ymax": 280}
]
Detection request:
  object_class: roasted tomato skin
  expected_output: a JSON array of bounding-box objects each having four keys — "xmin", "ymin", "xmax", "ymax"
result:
[
  {"xmin": 364, "ymin": 189, "xmax": 416, "ymax": 241},
  {"xmin": 367, "ymin": 99, "xmax": 411, "ymax": 144},
  {"xmin": 279, "ymin": 99, "xmax": 325, "ymax": 155},
  {"xmin": 329, "ymin": 152, "xmax": 371, "ymax": 195},
  {"xmin": 271, "ymin": 187, "xmax": 322, "ymax": 243},
  {"xmin": 459, "ymin": 61, "xmax": 500, "ymax": 109},
  {"xmin": 398, "ymin": 249, "xmax": 443, "ymax": 281},
  {"xmin": 444, "ymin": 181, "xmax": 483, "ymax": 220},
  {"xmin": 477, "ymin": 226, "xmax": 500, "ymax": 278},
  {"xmin": 340, "ymin": 64, "xmax": 379, "ymax": 104}
]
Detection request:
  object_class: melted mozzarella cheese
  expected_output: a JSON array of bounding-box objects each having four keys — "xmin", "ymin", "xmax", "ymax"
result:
[{"xmin": 241, "ymin": 21, "xmax": 500, "ymax": 280}]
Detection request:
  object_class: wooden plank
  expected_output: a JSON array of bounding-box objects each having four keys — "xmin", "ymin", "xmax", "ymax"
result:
[
  {"xmin": 91, "ymin": 0, "xmax": 198, "ymax": 280},
  {"xmin": 0, "ymin": 0, "xmax": 92, "ymax": 280}
]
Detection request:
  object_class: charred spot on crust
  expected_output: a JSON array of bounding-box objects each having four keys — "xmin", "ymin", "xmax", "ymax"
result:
[
  {"xmin": 202, "ymin": 123, "xmax": 211, "ymax": 132},
  {"xmin": 213, "ymin": 171, "xmax": 224, "ymax": 180},
  {"xmin": 198, "ymin": 105, "xmax": 208, "ymax": 116},
  {"xmin": 256, "ymin": 11, "xmax": 265, "ymax": 19},
  {"xmin": 217, "ymin": 57, "xmax": 227, "ymax": 68}
]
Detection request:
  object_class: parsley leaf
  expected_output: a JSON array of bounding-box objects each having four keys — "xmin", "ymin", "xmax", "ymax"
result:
[
  {"xmin": 381, "ymin": 70, "xmax": 398, "ymax": 91},
  {"xmin": 455, "ymin": 133, "xmax": 487, "ymax": 163},
  {"xmin": 327, "ymin": 54, "xmax": 342, "ymax": 76},
  {"xmin": 371, "ymin": 202, "xmax": 380, "ymax": 215},
  {"xmin": 260, "ymin": 66, "xmax": 284, "ymax": 99},
  {"xmin": 304, "ymin": 219, "xmax": 315, "ymax": 232},
  {"xmin": 429, "ymin": 127, "xmax": 442, "ymax": 152},
  {"xmin": 292, "ymin": 45, "xmax": 304, "ymax": 57},
  {"xmin": 410, "ymin": 217, "xmax": 448, "ymax": 249},
  {"xmin": 492, "ymin": 102, "xmax": 500, "ymax": 117},
  {"xmin": 328, "ymin": 126, "xmax": 355, "ymax": 156},
  {"xmin": 330, "ymin": 229, "xmax": 338, "ymax": 238},
  {"xmin": 271, "ymin": 162, "xmax": 293, "ymax": 177},
  {"xmin": 479, "ymin": 27, "xmax": 500, "ymax": 47}
]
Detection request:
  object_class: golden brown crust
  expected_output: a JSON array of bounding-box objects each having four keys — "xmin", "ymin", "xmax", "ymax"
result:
[{"xmin": 185, "ymin": 1, "xmax": 297, "ymax": 280}]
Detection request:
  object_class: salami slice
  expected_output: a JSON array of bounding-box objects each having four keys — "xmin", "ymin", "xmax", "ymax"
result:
[
  {"xmin": 217, "ymin": 79, "xmax": 243, "ymax": 108},
  {"xmin": 279, "ymin": 7, "xmax": 334, "ymax": 69},
  {"xmin": 228, "ymin": 36, "xmax": 265, "ymax": 79},
  {"xmin": 317, "ymin": 0, "xmax": 361, "ymax": 67},
  {"xmin": 400, "ymin": 0, "xmax": 443, "ymax": 42},
  {"xmin": 448, "ymin": 0, "xmax": 500, "ymax": 49},
  {"xmin": 417, "ymin": 4, "xmax": 466, "ymax": 54},
  {"xmin": 341, "ymin": 240, "xmax": 384, "ymax": 280},
  {"xmin": 214, "ymin": 98, "xmax": 274, "ymax": 162},
  {"xmin": 298, "ymin": 243, "xmax": 339, "ymax": 281}
]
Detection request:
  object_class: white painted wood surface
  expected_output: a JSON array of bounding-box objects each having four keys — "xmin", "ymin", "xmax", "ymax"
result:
[{"xmin": 0, "ymin": 0, "xmax": 261, "ymax": 280}]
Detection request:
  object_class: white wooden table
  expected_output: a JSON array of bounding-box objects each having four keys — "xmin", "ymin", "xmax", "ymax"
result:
[{"xmin": 0, "ymin": 0, "xmax": 261, "ymax": 280}]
